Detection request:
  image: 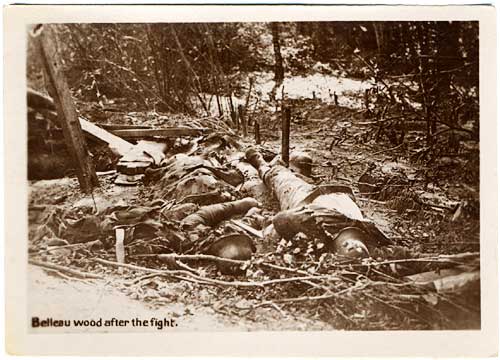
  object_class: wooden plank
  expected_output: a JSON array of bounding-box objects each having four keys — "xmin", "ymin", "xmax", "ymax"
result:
[
  {"xmin": 26, "ymin": 89, "xmax": 135, "ymax": 157},
  {"xmin": 99, "ymin": 124, "xmax": 152, "ymax": 131},
  {"xmin": 32, "ymin": 25, "xmax": 98, "ymax": 193},
  {"xmin": 79, "ymin": 118, "xmax": 134, "ymax": 156},
  {"xmin": 28, "ymin": 88, "xmax": 166, "ymax": 165},
  {"xmin": 27, "ymin": 88, "xmax": 56, "ymax": 111},
  {"xmin": 109, "ymin": 127, "xmax": 207, "ymax": 139},
  {"xmin": 238, "ymin": 104, "xmax": 247, "ymax": 137},
  {"xmin": 255, "ymin": 120, "xmax": 261, "ymax": 144}
]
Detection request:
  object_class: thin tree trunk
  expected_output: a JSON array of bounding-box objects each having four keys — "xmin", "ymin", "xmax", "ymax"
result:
[
  {"xmin": 170, "ymin": 25, "xmax": 208, "ymax": 113},
  {"xmin": 271, "ymin": 22, "xmax": 284, "ymax": 84}
]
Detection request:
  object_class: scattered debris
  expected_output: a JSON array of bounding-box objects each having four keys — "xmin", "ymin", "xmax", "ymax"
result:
[{"xmin": 27, "ymin": 54, "xmax": 480, "ymax": 331}]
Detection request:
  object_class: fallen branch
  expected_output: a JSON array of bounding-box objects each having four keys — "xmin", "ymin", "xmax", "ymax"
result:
[
  {"xmin": 259, "ymin": 262, "xmax": 311, "ymax": 275},
  {"xmin": 94, "ymin": 257, "xmax": 250, "ymax": 287},
  {"xmin": 39, "ymin": 239, "xmax": 102, "ymax": 254},
  {"xmin": 155, "ymin": 253, "xmax": 247, "ymax": 265},
  {"xmin": 42, "ymin": 268, "xmax": 93, "ymax": 285},
  {"xmin": 352, "ymin": 254, "xmax": 479, "ymax": 268},
  {"xmin": 29, "ymin": 259, "xmax": 103, "ymax": 279},
  {"xmin": 93, "ymin": 257, "xmax": 340, "ymax": 288},
  {"xmin": 174, "ymin": 259, "xmax": 202, "ymax": 275},
  {"xmin": 131, "ymin": 253, "xmax": 312, "ymax": 276}
]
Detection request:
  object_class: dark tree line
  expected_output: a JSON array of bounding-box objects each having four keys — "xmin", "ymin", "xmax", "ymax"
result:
[
  {"xmin": 27, "ymin": 21, "xmax": 479, "ymax": 164},
  {"xmin": 294, "ymin": 21, "xmax": 478, "ymax": 160},
  {"xmin": 28, "ymin": 23, "xmax": 264, "ymax": 113}
]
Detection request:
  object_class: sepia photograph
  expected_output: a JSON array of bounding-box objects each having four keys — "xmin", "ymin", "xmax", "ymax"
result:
[{"xmin": 4, "ymin": 4, "xmax": 498, "ymax": 357}]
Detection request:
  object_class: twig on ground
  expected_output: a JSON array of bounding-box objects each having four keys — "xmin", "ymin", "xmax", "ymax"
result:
[
  {"xmin": 259, "ymin": 262, "xmax": 311, "ymax": 275},
  {"xmin": 175, "ymin": 259, "xmax": 201, "ymax": 275},
  {"xmin": 38, "ymin": 239, "xmax": 102, "ymax": 254},
  {"xmin": 363, "ymin": 253, "xmax": 478, "ymax": 268},
  {"xmin": 128, "ymin": 273, "xmax": 162, "ymax": 285},
  {"xmin": 29, "ymin": 259, "xmax": 103, "ymax": 279},
  {"xmin": 364, "ymin": 292, "xmax": 427, "ymax": 321},
  {"xmin": 43, "ymin": 268, "xmax": 74, "ymax": 281},
  {"xmin": 326, "ymin": 303, "xmax": 354, "ymax": 324},
  {"xmin": 269, "ymin": 302, "xmax": 288, "ymax": 318},
  {"xmin": 132, "ymin": 253, "xmax": 247, "ymax": 266},
  {"xmin": 132, "ymin": 253, "xmax": 335, "ymax": 290},
  {"xmin": 131, "ymin": 252, "xmax": 477, "ymax": 273},
  {"xmin": 42, "ymin": 268, "xmax": 94, "ymax": 285},
  {"xmin": 133, "ymin": 253, "xmax": 321, "ymax": 277},
  {"xmin": 246, "ymin": 282, "xmax": 367, "ymax": 314},
  {"xmin": 93, "ymin": 257, "xmax": 339, "ymax": 288}
]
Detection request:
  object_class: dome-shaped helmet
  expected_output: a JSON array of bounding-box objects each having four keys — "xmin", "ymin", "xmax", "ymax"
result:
[
  {"xmin": 330, "ymin": 227, "xmax": 370, "ymax": 258},
  {"xmin": 207, "ymin": 234, "xmax": 255, "ymax": 275}
]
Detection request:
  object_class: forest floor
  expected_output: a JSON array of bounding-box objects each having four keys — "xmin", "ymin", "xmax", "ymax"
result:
[{"xmin": 27, "ymin": 73, "xmax": 480, "ymax": 331}]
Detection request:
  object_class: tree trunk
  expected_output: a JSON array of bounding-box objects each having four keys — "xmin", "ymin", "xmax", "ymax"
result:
[
  {"xmin": 271, "ymin": 22, "xmax": 284, "ymax": 84},
  {"xmin": 372, "ymin": 22, "xmax": 383, "ymax": 55},
  {"xmin": 32, "ymin": 25, "xmax": 99, "ymax": 193}
]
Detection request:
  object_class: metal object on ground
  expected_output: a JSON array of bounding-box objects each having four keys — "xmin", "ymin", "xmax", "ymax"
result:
[
  {"xmin": 114, "ymin": 173, "xmax": 145, "ymax": 186},
  {"xmin": 329, "ymin": 227, "xmax": 370, "ymax": 258},
  {"xmin": 290, "ymin": 151, "xmax": 313, "ymax": 177},
  {"xmin": 207, "ymin": 233, "xmax": 255, "ymax": 274}
]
